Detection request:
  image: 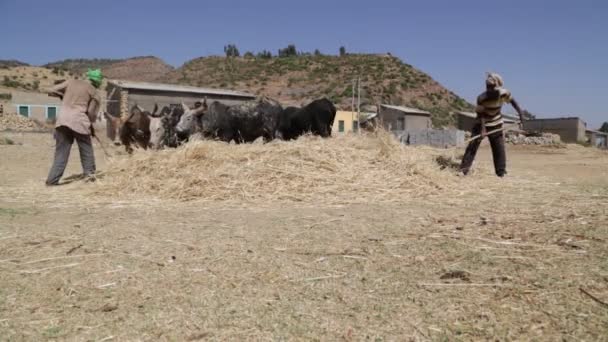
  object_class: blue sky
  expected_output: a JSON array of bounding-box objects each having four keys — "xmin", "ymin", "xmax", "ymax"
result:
[{"xmin": 1, "ymin": 0, "xmax": 606, "ymax": 127}]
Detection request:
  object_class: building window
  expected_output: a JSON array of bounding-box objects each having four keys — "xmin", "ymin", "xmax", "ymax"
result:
[
  {"xmin": 18, "ymin": 105, "xmax": 29, "ymax": 117},
  {"xmin": 396, "ymin": 117, "xmax": 405, "ymax": 131},
  {"xmin": 338, "ymin": 120, "xmax": 345, "ymax": 132},
  {"xmin": 47, "ymin": 106, "xmax": 57, "ymax": 120},
  {"xmin": 353, "ymin": 120, "xmax": 359, "ymax": 132}
]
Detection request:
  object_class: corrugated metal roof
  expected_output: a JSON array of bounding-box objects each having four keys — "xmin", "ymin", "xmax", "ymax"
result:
[
  {"xmin": 107, "ymin": 80, "xmax": 255, "ymax": 98},
  {"xmin": 381, "ymin": 104, "xmax": 431, "ymax": 115},
  {"xmin": 586, "ymin": 129, "xmax": 608, "ymax": 135}
]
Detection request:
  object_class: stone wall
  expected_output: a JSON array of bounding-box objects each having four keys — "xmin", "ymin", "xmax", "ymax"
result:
[
  {"xmin": 393, "ymin": 129, "xmax": 466, "ymax": 148},
  {"xmin": 505, "ymin": 132, "xmax": 562, "ymax": 145}
]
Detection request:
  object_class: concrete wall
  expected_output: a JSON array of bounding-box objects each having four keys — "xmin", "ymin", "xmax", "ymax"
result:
[
  {"xmin": 587, "ymin": 132, "xmax": 608, "ymax": 148},
  {"xmin": 393, "ymin": 129, "xmax": 465, "ymax": 148},
  {"xmin": 379, "ymin": 107, "xmax": 431, "ymax": 131},
  {"xmin": 405, "ymin": 114, "xmax": 432, "ymax": 130},
  {"xmin": 332, "ymin": 110, "xmax": 359, "ymax": 134},
  {"xmin": 523, "ymin": 118, "xmax": 586, "ymax": 143},
  {"xmin": 9, "ymin": 90, "xmax": 61, "ymax": 122}
]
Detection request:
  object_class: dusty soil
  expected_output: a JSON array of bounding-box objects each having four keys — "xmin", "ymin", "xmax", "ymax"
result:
[{"xmin": 1, "ymin": 132, "xmax": 607, "ymax": 341}]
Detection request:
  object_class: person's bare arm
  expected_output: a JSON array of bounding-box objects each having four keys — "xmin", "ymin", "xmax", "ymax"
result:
[
  {"xmin": 47, "ymin": 80, "xmax": 68, "ymax": 99},
  {"xmin": 510, "ymin": 98, "xmax": 525, "ymax": 122},
  {"xmin": 86, "ymin": 95, "xmax": 100, "ymax": 124}
]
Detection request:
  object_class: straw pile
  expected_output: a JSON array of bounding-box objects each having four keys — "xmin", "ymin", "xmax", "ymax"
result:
[{"xmin": 95, "ymin": 131, "xmax": 458, "ymax": 203}]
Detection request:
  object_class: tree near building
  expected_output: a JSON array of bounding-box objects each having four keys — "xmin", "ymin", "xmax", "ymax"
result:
[
  {"xmin": 599, "ymin": 121, "xmax": 608, "ymax": 133},
  {"xmin": 223, "ymin": 44, "xmax": 240, "ymax": 57},
  {"xmin": 339, "ymin": 46, "xmax": 346, "ymax": 56},
  {"xmin": 257, "ymin": 50, "xmax": 273, "ymax": 59},
  {"xmin": 278, "ymin": 44, "xmax": 298, "ymax": 58}
]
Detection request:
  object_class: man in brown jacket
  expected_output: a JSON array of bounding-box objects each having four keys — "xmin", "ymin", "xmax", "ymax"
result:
[{"xmin": 45, "ymin": 69, "xmax": 102, "ymax": 185}]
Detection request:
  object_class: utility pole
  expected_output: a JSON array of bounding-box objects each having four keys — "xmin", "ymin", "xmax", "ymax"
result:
[
  {"xmin": 357, "ymin": 76, "xmax": 361, "ymax": 134},
  {"xmin": 351, "ymin": 79, "xmax": 355, "ymax": 133}
]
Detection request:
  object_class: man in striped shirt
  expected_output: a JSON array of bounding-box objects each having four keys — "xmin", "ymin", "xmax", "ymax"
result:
[{"xmin": 460, "ymin": 73, "xmax": 526, "ymax": 177}]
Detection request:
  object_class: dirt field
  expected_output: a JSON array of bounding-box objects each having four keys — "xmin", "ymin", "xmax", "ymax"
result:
[{"xmin": 1, "ymin": 132, "xmax": 607, "ymax": 341}]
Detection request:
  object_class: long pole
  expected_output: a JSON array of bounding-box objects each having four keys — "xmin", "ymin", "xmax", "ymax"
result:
[
  {"xmin": 351, "ymin": 80, "xmax": 355, "ymax": 133},
  {"xmin": 357, "ymin": 76, "xmax": 361, "ymax": 134}
]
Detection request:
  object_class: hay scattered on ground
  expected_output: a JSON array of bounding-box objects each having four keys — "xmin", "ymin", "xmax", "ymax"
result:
[{"xmin": 95, "ymin": 131, "xmax": 459, "ymax": 203}]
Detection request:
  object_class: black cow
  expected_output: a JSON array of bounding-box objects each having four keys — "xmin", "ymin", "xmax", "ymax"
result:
[
  {"xmin": 277, "ymin": 98, "xmax": 337, "ymax": 140},
  {"xmin": 176, "ymin": 97, "xmax": 283, "ymax": 143}
]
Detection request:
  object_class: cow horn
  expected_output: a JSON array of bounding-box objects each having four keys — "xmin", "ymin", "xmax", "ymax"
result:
[
  {"xmin": 136, "ymin": 105, "xmax": 144, "ymax": 111},
  {"xmin": 182, "ymin": 102, "xmax": 190, "ymax": 111},
  {"xmin": 193, "ymin": 105, "xmax": 207, "ymax": 116},
  {"xmin": 152, "ymin": 103, "xmax": 158, "ymax": 115}
]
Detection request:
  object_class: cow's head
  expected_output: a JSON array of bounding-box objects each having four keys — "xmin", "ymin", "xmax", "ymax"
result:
[
  {"xmin": 175, "ymin": 99, "xmax": 207, "ymax": 139},
  {"xmin": 148, "ymin": 116, "xmax": 164, "ymax": 149}
]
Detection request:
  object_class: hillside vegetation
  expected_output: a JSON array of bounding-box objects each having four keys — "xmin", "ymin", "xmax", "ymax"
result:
[
  {"xmin": 43, "ymin": 58, "xmax": 124, "ymax": 75},
  {"xmin": 0, "ymin": 60, "xmax": 29, "ymax": 69},
  {"xmin": 0, "ymin": 66, "xmax": 70, "ymax": 93},
  {"xmin": 3, "ymin": 53, "xmax": 473, "ymax": 126},
  {"xmin": 162, "ymin": 54, "xmax": 473, "ymax": 126},
  {"xmin": 42, "ymin": 56, "xmax": 174, "ymax": 83}
]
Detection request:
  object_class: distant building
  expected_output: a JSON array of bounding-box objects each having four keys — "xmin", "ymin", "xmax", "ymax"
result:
[
  {"xmin": 105, "ymin": 80, "xmax": 256, "ymax": 119},
  {"xmin": 586, "ymin": 129, "xmax": 608, "ymax": 149},
  {"xmin": 523, "ymin": 117, "xmax": 587, "ymax": 143},
  {"xmin": 332, "ymin": 110, "xmax": 375, "ymax": 134},
  {"xmin": 455, "ymin": 111, "xmax": 519, "ymax": 132},
  {"xmin": 9, "ymin": 90, "xmax": 61, "ymax": 122},
  {"xmin": 378, "ymin": 104, "xmax": 431, "ymax": 132}
]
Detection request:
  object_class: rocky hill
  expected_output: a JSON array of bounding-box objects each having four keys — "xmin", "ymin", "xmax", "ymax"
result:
[
  {"xmin": 0, "ymin": 66, "xmax": 70, "ymax": 93},
  {"xmin": 0, "ymin": 60, "xmax": 29, "ymax": 69},
  {"xmin": 161, "ymin": 54, "xmax": 473, "ymax": 126},
  {"xmin": 101, "ymin": 56, "xmax": 174, "ymax": 82},
  {"xmin": 43, "ymin": 56, "xmax": 174, "ymax": 83},
  {"xmin": 43, "ymin": 58, "xmax": 124, "ymax": 75},
  {"xmin": 2, "ymin": 53, "xmax": 473, "ymax": 126}
]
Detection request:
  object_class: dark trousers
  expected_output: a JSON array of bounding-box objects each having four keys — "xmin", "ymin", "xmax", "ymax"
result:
[
  {"xmin": 460, "ymin": 123, "xmax": 506, "ymax": 177},
  {"xmin": 46, "ymin": 126, "xmax": 96, "ymax": 185}
]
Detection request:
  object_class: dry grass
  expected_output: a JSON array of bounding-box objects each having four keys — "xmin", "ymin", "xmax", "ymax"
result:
[
  {"xmin": 1, "ymin": 133, "xmax": 607, "ymax": 340},
  {"xmin": 95, "ymin": 131, "xmax": 459, "ymax": 203}
]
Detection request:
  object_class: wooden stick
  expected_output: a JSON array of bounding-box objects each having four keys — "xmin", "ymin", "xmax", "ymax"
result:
[
  {"xmin": 22, "ymin": 253, "xmax": 104, "ymax": 265},
  {"xmin": 19, "ymin": 262, "xmax": 81, "ymax": 274},
  {"xmin": 418, "ymin": 283, "xmax": 510, "ymax": 287},
  {"xmin": 93, "ymin": 134, "xmax": 112, "ymax": 159},
  {"xmin": 580, "ymin": 287, "xmax": 608, "ymax": 308},
  {"xmin": 464, "ymin": 127, "xmax": 506, "ymax": 144},
  {"xmin": 297, "ymin": 273, "xmax": 347, "ymax": 282}
]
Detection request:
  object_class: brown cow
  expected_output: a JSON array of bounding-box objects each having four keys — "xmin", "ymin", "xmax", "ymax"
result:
[{"xmin": 104, "ymin": 104, "xmax": 156, "ymax": 154}]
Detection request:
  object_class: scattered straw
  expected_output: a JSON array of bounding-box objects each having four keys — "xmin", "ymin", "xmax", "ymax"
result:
[{"xmin": 94, "ymin": 131, "xmax": 458, "ymax": 204}]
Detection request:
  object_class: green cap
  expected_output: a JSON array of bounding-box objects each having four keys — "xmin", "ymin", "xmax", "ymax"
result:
[{"xmin": 86, "ymin": 69, "xmax": 103, "ymax": 87}]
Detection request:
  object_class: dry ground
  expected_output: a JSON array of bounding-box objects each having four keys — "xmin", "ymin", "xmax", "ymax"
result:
[{"xmin": 1, "ymin": 132, "xmax": 607, "ymax": 341}]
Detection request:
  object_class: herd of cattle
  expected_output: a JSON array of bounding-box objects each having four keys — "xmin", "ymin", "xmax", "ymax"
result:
[{"xmin": 104, "ymin": 97, "xmax": 337, "ymax": 153}]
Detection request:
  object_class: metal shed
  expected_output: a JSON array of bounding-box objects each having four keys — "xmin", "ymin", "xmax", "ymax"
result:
[
  {"xmin": 378, "ymin": 104, "xmax": 431, "ymax": 132},
  {"xmin": 105, "ymin": 80, "xmax": 256, "ymax": 119},
  {"xmin": 586, "ymin": 129, "xmax": 608, "ymax": 149}
]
